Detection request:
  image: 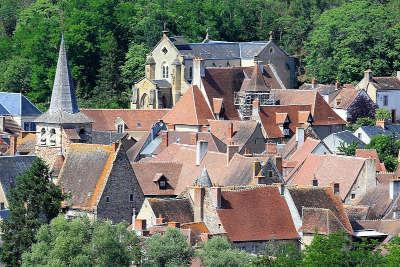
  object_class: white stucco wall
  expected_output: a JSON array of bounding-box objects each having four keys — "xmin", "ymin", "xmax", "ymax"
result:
[
  {"xmin": 376, "ymin": 91, "xmax": 400, "ymax": 122},
  {"xmin": 333, "ymin": 108, "xmax": 348, "ymax": 122},
  {"xmin": 353, "ymin": 128, "xmax": 372, "ymax": 144}
]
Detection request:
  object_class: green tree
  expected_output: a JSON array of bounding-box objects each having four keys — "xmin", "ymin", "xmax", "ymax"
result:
[
  {"xmin": 338, "ymin": 141, "xmax": 359, "ymax": 156},
  {"xmin": 305, "ymin": 1, "xmax": 400, "ymax": 83},
  {"xmin": 253, "ymin": 241, "xmax": 301, "ymax": 267},
  {"xmin": 375, "ymin": 108, "xmax": 392, "ymax": 121},
  {"xmin": 197, "ymin": 236, "xmax": 252, "ymax": 267},
  {"xmin": 347, "ymin": 117, "xmax": 375, "ymax": 132},
  {"xmin": 366, "ymin": 134, "xmax": 400, "ymax": 171},
  {"xmin": 22, "ymin": 215, "xmax": 141, "ymax": 266},
  {"xmin": 121, "ymin": 42, "xmax": 149, "ymax": 86},
  {"xmin": 0, "ymin": 158, "xmax": 63, "ymax": 266},
  {"xmin": 0, "ymin": 56, "xmax": 32, "ymax": 94},
  {"xmin": 384, "ymin": 237, "xmax": 400, "ymax": 266},
  {"xmin": 143, "ymin": 227, "xmax": 194, "ymax": 266}
]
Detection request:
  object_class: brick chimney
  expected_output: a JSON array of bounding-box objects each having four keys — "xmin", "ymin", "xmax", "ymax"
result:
[
  {"xmin": 226, "ymin": 142, "xmax": 239, "ymax": 165},
  {"xmin": 335, "ymin": 80, "xmax": 340, "ymax": 90},
  {"xmin": 192, "ymin": 186, "xmax": 204, "ymax": 221},
  {"xmin": 210, "ymin": 187, "xmax": 221, "ymax": 209},
  {"xmin": 196, "ymin": 140, "xmax": 208, "ymax": 166},
  {"xmin": 193, "ymin": 57, "xmax": 205, "ymax": 87},
  {"xmin": 9, "ymin": 135, "xmax": 17, "ymax": 156}
]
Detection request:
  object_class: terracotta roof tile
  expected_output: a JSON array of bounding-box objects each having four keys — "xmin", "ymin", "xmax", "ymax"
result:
[
  {"xmin": 212, "ymin": 98, "xmax": 223, "ymax": 114},
  {"xmin": 330, "ymin": 85, "xmax": 358, "ymax": 109},
  {"xmin": 356, "ymin": 149, "xmax": 385, "ymax": 172},
  {"xmin": 217, "ymin": 186, "xmax": 299, "ymax": 242},
  {"xmin": 283, "ymin": 137, "xmax": 323, "ymax": 168},
  {"xmin": 82, "ymin": 109, "xmax": 168, "ymax": 132},
  {"xmin": 163, "ymin": 85, "xmax": 215, "ymax": 126},
  {"xmin": 147, "ymin": 198, "xmax": 193, "ymax": 223},
  {"xmin": 239, "ymin": 64, "xmax": 271, "ymax": 92}
]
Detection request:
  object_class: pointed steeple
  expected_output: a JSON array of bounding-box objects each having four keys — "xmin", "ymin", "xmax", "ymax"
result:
[
  {"xmin": 49, "ymin": 35, "xmax": 79, "ymax": 114},
  {"xmin": 194, "ymin": 166, "xmax": 212, "ymax": 187}
]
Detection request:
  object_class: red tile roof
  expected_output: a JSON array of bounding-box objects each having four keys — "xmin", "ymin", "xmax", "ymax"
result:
[
  {"xmin": 356, "ymin": 149, "xmax": 385, "ymax": 172},
  {"xmin": 163, "ymin": 86, "xmax": 215, "ymax": 126},
  {"xmin": 217, "ymin": 186, "xmax": 299, "ymax": 242},
  {"xmin": 258, "ymin": 105, "xmax": 312, "ymax": 139},
  {"xmin": 287, "ymin": 154, "xmax": 369, "ymax": 200},
  {"xmin": 273, "ymin": 90, "xmax": 346, "ymax": 126},
  {"xmin": 240, "ymin": 64, "xmax": 271, "ymax": 92},
  {"xmin": 82, "ymin": 109, "xmax": 169, "ymax": 131},
  {"xmin": 283, "ymin": 137, "xmax": 323, "ymax": 167},
  {"xmin": 330, "ymin": 85, "xmax": 359, "ymax": 109}
]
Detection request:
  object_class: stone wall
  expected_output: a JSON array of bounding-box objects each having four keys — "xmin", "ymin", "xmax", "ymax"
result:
[{"xmin": 96, "ymin": 145, "xmax": 144, "ymax": 224}]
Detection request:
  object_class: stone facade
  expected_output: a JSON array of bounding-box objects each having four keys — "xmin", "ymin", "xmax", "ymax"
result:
[
  {"xmin": 344, "ymin": 158, "xmax": 376, "ymax": 204},
  {"xmin": 96, "ymin": 145, "xmax": 144, "ymax": 224}
]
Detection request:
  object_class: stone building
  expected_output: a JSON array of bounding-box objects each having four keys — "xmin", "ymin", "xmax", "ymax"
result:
[
  {"xmin": 131, "ymin": 30, "xmax": 297, "ymax": 110},
  {"xmin": 34, "ymin": 36, "xmax": 92, "ymax": 168},
  {"xmin": 58, "ymin": 142, "xmax": 144, "ymax": 224}
]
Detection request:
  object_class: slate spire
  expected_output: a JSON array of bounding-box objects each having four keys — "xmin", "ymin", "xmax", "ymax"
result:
[
  {"xmin": 194, "ymin": 166, "xmax": 213, "ymax": 187},
  {"xmin": 49, "ymin": 35, "xmax": 79, "ymax": 114}
]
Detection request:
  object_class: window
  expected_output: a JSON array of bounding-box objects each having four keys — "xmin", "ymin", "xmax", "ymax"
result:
[
  {"xmin": 117, "ymin": 124, "xmax": 124, "ymax": 133},
  {"xmin": 334, "ymin": 183, "xmax": 340, "ymax": 195},
  {"xmin": 189, "ymin": 66, "xmax": 193, "ymax": 79},
  {"xmin": 40, "ymin": 128, "xmax": 46, "ymax": 145},
  {"xmin": 162, "ymin": 65, "xmax": 169, "ymax": 78},
  {"xmin": 23, "ymin": 122, "xmax": 36, "ymax": 131},
  {"xmin": 49, "ymin": 128, "xmax": 56, "ymax": 146},
  {"xmin": 136, "ymin": 122, "xmax": 142, "ymax": 128},
  {"xmin": 227, "ymin": 61, "xmax": 230, "ymax": 67},
  {"xmin": 358, "ymin": 133, "xmax": 362, "ymax": 139},
  {"xmin": 212, "ymin": 63, "xmax": 216, "ymax": 67},
  {"xmin": 129, "ymin": 194, "xmax": 134, "ymax": 202},
  {"xmin": 351, "ymin": 193, "xmax": 356, "ymax": 199},
  {"xmin": 0, "ymin": 202, "xmax": 4, "ymax": 210},
  {"xmin": 159, "ymin": 179, "xmax": 166, "ymax": 189},
  {"xmin": 383, "ymin": 95, "xmax": 388, "ymax": 106},
  {"xmin": 162, "ymin": 47, "xmax": 168, "ymax": 54},
  {"xmin": 267, "ymin": 170, "xmax": 273, "ymax": 178},
  {"xmin": 312, "ymin": 179, "xmax": 318, "ymax": 187},
  {"xmin": 269, "ymin": 47, "xmax": 274, "ymax": 54},
  {"xmin": 105, "ymin": 196, "xmax": 110, "ymax": 203}
]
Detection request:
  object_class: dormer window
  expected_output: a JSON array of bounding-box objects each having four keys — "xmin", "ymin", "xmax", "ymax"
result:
[
  {"xmin": 117, "ymin": 124, "xmax": 124, "ymax": 133},
  {"xmin": 159, "ymin": 179, "xmax": 166, "ymax": 189},
  {"xmin": 153, "ymin": 173, "xmax": 168, "ymax": 190},
  {"xmin": 115, "ymin": 117, "xmax": 126, "ymax": 133},
  {"xmin": 312, "ymin": 179, "xmax": 318, "ymax": 187},
  {"xmin": 334, "ymin": 183, "xmax": 340, "ymax": 195},
  {"xmin": 162, "ymin": 64, "xmax": 169, "ymax": 78}
]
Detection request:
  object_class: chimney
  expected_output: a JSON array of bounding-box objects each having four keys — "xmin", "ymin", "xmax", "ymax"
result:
[
  {"xmin": 192, "ymin": 57, "xmax": 204, "ymax": 87},
  {"xmin": 160, "ymin": 131, "xmax": 169, "ymax": 148},
  {"xmin": 196, "ymin": 140, "xmax": 208, "ymax": 166},
  {"xmin": 131, "ymin": 208, "xmax": 136, "ymax": 224},
  {"xmin": 311, "ymin": 78, "xmax": 317, "ymax": 90},
  {"xmin": 265, "ymin": 142, "xmax": 277, "ymax": 154},
  {"xmin": 376, "ymin": 119, "xmax": 386, "ymax": 129},
  {"xmin": 9, "ymin": 135, "xmax": 17, "ymax": 156},
  {"xmin": 364, "ymin": 69, "xmax": 373, "ymax": 82},
  {"xmin": 155, "ymin": 216, "xmax": 165, "ymax": 225},
  {"xmin": 168, "ymin": 221, "xmax": 181, "ymax": 228},
  {"xmin": 172, "ymin": 58, "xmax": 182, "ymax": 105},
  {"xmin": 295, "ymin": 127, "xmax": 305, "ymax": 146},
  {"xmin": 145, "ymin": 54, "xmax": 156, "ymax": 80},
  {"xmin": 335, "ymin": 80, "xmax": 340, "ymax": 90},
  {"xmin": 226, "ymin": 142, "xmax": 239, "ymax": 165},
  {"xmin": 0, "ymin": 117, "xmax": 5, "ymax": 132},
  {"xmin": 210, "ymin": 187, "xmax": 221, "ymax": 209},
  {"xmin": 192, "ymin": 186, "xmax": 204, "ymax": 221},
  {"xmin": 135, "ymin": 219, "xmax": 147, "ymax": 231},
  {"xmin": 275, "ymin": 156, "xmax": 282, "ymax": 174},
  {"xmin": 226, "ymin": 122, "xmax": 234, "ymax": 140}
]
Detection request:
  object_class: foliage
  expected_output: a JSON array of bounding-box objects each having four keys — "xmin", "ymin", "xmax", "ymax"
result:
[
  {"xmin": 366, "ymin": 134, "xmax": 400, "ymax": 171},
  {"xmin": 121, "ymin": 42, "xmax": 149, "ymax": 86},
  {"xmin": 338, "ymin": 141, "xmax": 359, "ymax": 156},
  {"xmin": 347, "ymin": 117, "xmax": 376, "ymax": 132},
  {"xmin": 197, "ymin": 236, "xmax": 253, "ymax": 267},
  {"xmin": 21, "ymin": 215, "xmax": 141, "ymax": 266},
  {"xmin": 384, "ymin": 237, "xmax": 400, "ymax": 266},
  {"xmin": 305, "ymin": 1, "xmax": 400, "ymax": 83},
  {"xmin": 375, "ymin": 108, "xmax": 392, "ymax": 121},
  {"xmin": 253, "ymin": 241, "xmax": 301, "ymax": 267},
  {"xmin": 0, "ymin": 158, "xmax": 64, "ymax": 266},
  {"xmin": 143, "ymin": 227, "xmax": 194, "ymax": 267}
]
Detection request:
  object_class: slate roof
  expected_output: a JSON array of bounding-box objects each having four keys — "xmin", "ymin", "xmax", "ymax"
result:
[
  {"xmin": 323, "ymin": 130, "xmax": 365, "ymax": 152},
  {"xmin": 287, "ymin": 154, "xmax": 369, "ymax": 200},
  {"xmin": 0, "ymin": 92, "xmax": 41, "ymax": 116},
  {"xmin": 91, "ymin": 131, "xmax": 127, "ymax": 145},
  {"xmin": 217, "ymin": 186, "xmax": 299, "ymax": 242},
  {"xmin": 59, "ymin": 144, "xmax": 116, "ymax": 210},
  {"xmin": 82, "ymin": 109, "xmax": 169, "ymax": 132},
  {"xmin": 359, "ymin": 125, "xmax": 386, "ymax": 137},
  {"xmin": 194, "ymin": 167, "xmax": 212, "ymax": 187},
  {"xmin": 35, "ymin": 36, "xmax": 91, "ymax": 124},
  {"xmin": 272, "ymin": 90, "xmax": 346, "ymax": 126},
  {"xmin": 372, "ymin": 77, "xmax": 400, "ymax": 90},
  {"xmin": 0, "ymin": 155, "xmax": 36, "ymax": 196},
  {"xmin": 163, "ymin": 85, "xmax": 215, "ymax": 126},
  {"xmin": 288, "ymin": 186, "xmax": 352, "ymax": 234},
  {"xmin": 299, "ymin": 83, "xmax": 337, "ymax": 96},
  {"xmin": 147, "ymin": 198, "xmax": 193, "ymax": 223}
]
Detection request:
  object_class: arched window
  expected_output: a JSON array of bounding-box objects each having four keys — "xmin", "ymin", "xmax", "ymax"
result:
[
  {"xmin": 140, "ymin": 93, "xmax": 148, "ymax": 108},
  {"xmin": 49, "ymin": 128, "xmax": 56, "ymax": 146},
  {"xmin": 40, "ymin": 128, "xmax": 46, "ymax": 145}
]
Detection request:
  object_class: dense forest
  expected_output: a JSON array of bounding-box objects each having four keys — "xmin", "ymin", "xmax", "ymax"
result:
[{"xmin": 0, "ymin": 0, "xmax": 399, "ymax": 109}]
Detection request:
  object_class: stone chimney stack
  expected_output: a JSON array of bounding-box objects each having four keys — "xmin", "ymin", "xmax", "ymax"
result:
[
  {"xmin": 210, "ymin": 187, "xmax": 222, "ymax": 209},
  {"xmin": 171, "ymin": 57, "xmax": 182, "ymax": 105},
  {"xmin": 364, "ymin": 69, "xmax": 373, "ymax": 82},
  {"xmin": 192, "ymin": 186, "xmax": 204, "ymax": 221},
  {"xmin": 196, "ymin": 140, "xmax": 208, "ymax": 166},
  {"xmin": 296, "ymin": 127, "xmax": 305, "ymax": 146},
  {"xmin": 192, "ymin": 57, "xmax": 204, "ymax": 88}
]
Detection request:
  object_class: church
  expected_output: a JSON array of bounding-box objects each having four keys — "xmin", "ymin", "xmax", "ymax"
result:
[{"xmin": 131, "ymin": 30, "xmax": 297, "ymax": 110}]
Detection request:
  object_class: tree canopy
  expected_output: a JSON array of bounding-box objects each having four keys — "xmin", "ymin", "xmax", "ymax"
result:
[
  {"xmin": 3, "ymin": 0, "xmax": 398, "ymax": 109},
  {"xmin": 21, "ymin": 215, "xmax": 141, "ymax": 266},
  {"xmin": 0, "ymin": 158, "xmax": 63, "ymax": 266}
]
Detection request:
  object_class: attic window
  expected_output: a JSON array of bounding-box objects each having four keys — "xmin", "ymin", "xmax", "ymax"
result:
[
  {"xmin": 136, "ymin": 122, "xmax": 142, "ymax": 128},
  {"xmin": 269, "ymin": 47, "xmax": 274, "ymax": 55},
  {"xmin": 312, "ymin": 179, "xmax": 318, "ymax": 187},
  {"xmin": 129, "ymin": 194, "xmax": 134, "ymax": 202},
  {"xmin": 159, "ymin": 179, "xmax": 167, "ymax": 189},
  {"xmin": 162, "ymin": 47, "xmax": 168, "ymax": 54},
  {"xmin": 336, "ymin": 98, "xmax": 341, "ymax": 106},
  {"xmin": 351, "ymin": 193, "xmax": 356, "ymax": 199},
  {"xmin": 267, "ymin": 170, "xmax": 273, "ymax": 178},
  {"xmin": 334, "ymin": 183, "xmax": 340, "ymax": 195},
  {"xmin": 105, "ymin": 196, "xmax": 110, "ymax": 203},
  {"xmin": 117, "ymin": 124, "xmax": 124, "ymax": 133}
]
